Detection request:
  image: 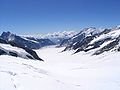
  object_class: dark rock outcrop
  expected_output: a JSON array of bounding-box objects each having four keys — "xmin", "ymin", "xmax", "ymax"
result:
[
  {"xmin": 8, "ymin": 41, "xmax": 43, "ymax": 61},
  {"xmin": 0, "ymin": 37, "xmax": 8, "ymax": 44},
  {"xmin": 0, "ymin": 49, "xmax": 7, "ymax": 55}
]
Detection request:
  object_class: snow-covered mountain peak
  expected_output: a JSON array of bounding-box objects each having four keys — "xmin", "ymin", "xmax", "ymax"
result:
[
  {"xmin": 1, "ymin": 31, "xmax": 15, "ymax": 41},
  {"xmin": 81, "ymin": 27, "xmax": 100, "ymax": 36},
  {"xmin": 70, "ymin": 27, "xmax": 100, "ymax": 41},
  {"xmin": 44, "ymin": 31, "xmax": 77, "ymax": 38}
]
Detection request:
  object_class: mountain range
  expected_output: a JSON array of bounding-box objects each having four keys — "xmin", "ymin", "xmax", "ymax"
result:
[
  {"xmin": 0, "ymin": 25, "xmax": 120, "ymax": 60},
  {"xmin": 60, "ymin": 26, "xmax": 120, "ymax": 55},
  {"xmin": 0, "ymin": 31, "xmax": 76, "ymax": 60}
]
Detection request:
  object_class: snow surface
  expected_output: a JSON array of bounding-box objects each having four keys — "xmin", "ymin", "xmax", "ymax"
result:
[{"xmin": 0, "ymin": 46, "xmax": 120, "ymax": 90}]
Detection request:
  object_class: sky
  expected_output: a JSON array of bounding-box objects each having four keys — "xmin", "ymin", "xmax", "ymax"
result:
[{"xmin": 0, "ymin": 0, "xmax": 120, "ymax": 34}]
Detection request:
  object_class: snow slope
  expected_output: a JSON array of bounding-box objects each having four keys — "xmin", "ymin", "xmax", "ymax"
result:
[{"xmin": 0, "ymin": 46, "xmax": 120, "ymax": 90}]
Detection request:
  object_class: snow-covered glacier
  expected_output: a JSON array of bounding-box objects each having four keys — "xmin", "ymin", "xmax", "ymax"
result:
[{"xmin": 0, "ymin": 46, "xmax": 120, "ymax": 90}]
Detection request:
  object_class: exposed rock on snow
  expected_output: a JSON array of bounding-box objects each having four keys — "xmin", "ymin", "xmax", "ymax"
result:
[{"xmin": 60, "ymin": 26, "xmax": 120, "ymax": 55}]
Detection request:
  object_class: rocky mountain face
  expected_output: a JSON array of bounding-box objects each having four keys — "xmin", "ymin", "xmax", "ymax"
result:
[
  {"xmin": 60, "ymin": 26, "xmax": 120, "ymax": 55},
  {"xmin": 60, "ymin": 27, "xmax": 100, "ymax": 50},
  {"xmin": 0, "ymin": 32, "xmax": 45, "ymax": 61},
  {"xmin": 0, "ymin": 31, "xmax": 55, "ymax": 49}
]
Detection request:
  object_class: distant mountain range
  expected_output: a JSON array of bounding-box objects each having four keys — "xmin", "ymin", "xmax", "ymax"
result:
[{"xmin": 23, "ymin": 31, "xmax": 77, "ymax": 44}]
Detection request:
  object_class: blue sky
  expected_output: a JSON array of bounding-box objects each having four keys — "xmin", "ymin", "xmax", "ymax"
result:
[{"xmin": 0, "ymin": 0, "xmax": 120, "ymax": 34}]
